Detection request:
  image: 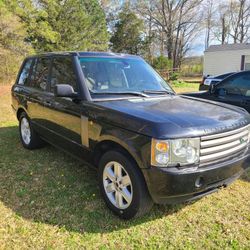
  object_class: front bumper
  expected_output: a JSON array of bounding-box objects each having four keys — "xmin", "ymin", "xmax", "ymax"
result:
[{"xmin": 142, "ymin": 149, "xmax": 250, "ymax": 204}]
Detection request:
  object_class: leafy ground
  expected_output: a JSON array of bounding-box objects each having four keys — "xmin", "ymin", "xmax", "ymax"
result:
[{"xmin": 0, "ymin": 85, "xmax": 249, "ymax": 249}]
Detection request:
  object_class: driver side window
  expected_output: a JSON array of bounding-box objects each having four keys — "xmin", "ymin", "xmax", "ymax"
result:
[
  {"xmin": 50, "ymin": 56, "xmax": 77, "ymax": 92},
  {"xmin": 216, "ymin": 73, "xmax": 250, "ymax": 96}
]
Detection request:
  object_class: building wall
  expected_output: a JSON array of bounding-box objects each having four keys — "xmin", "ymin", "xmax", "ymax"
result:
[
  {"xmin": 245, "ymin": 55, "xmax": 250, "ymax": 70},
  {"xmin": 204, "ymin": 49, "xmax": 250, "ymax": 76}
]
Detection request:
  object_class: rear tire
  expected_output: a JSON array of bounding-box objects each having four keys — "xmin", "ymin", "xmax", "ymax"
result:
[
  {"xmin": 19, "ymin": 112, "xmax": 45, "ymax": 149},
  {"xmin": 98, "ymin": 150, "xmax": 153, "ymax": 219}
]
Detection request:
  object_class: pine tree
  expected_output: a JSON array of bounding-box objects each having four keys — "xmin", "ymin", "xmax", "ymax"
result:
[
  {"xmin": 110, "ymin": 7, "xmax": 144, "ymax": 54},
  {"xmin": 8, "ymin": 0, "xmax": 109, "ymax": 52}
]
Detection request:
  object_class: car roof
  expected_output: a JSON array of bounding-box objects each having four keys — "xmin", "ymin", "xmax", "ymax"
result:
[
  {"xmin": 207, "ymin": 72, "xmax": 235, "ymax": 79},
  {"xmin": 25, "ymin": 51, "xmax": 141, "ymax": 59},
  {"xmin": 210, "ymin": 71, "xmax": 250, "ymax": 80}
]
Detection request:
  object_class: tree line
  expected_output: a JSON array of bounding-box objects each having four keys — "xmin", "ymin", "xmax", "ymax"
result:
[
  {"xmin": 0, "ymin": 0, "xmax": 250, "ymax": 84},
  {"xmin": 108, "ymin": 0, "xmax": 250, "ymax": 69}
]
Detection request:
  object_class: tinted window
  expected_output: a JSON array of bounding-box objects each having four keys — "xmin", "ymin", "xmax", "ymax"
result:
[
  {"xmin": 30, "ymin": 57, "xmax": 51, "ymax": 91},
  {"xmin": 50, "ymin": 57, "xmax": 77, "ymax": 92},
  {"xmin": 217, "ymin": 72, "xmax": 250, "ymax": 96},
  {"xmin": 17, "ymin": 59, "xmax": 33, "ymax": 85}
]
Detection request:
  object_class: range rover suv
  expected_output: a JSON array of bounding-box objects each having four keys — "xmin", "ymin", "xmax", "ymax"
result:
[{"xmin": 12, "ymin": 52, "xmax": 250, "ymax": 219}]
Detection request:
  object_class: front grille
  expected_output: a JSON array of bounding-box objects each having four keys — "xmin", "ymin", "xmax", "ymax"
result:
[{"xmin": 200, "ymin": 125, "xmax": 249, "ymax": 165}]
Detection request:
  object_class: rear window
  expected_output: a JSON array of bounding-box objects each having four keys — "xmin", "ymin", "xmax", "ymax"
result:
[{"xmin": 17, "ymin": 59, "xmax": 33, "ymax": 85}]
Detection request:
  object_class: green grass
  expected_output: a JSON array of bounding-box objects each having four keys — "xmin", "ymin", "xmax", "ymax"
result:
[
  {"xmin": 171, "ymin": 81, "xmax": 199, "ymax": 93},
  {"xmin": 0, "ymin": 87, "xmax": 250, "ymax": 249}
]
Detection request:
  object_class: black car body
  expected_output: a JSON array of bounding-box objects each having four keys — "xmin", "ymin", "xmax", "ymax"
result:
[
  {"xmin": 186, "ymin": 71, "xmax": 250, "ymax": 113},
  {"xmin": 199, "ymin": 72, "xmax": 235, "ymax": 90},
  {"xmin": 12, "ymin": 52, "xmax": 250, "ymax": 219}
]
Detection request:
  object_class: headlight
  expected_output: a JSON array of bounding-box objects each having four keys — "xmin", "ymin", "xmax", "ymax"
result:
[{"xmin": 151, "ymin": 138, "xmax": 200, "ymax": 167}]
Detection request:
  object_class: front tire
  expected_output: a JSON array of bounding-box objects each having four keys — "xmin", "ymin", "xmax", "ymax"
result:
[
  {"xmin": 19, "ymin": 112, "xmax": 45, "ymax": 149},
  {"xmin": 98, "ymin": 150, "xmax": 153, "ymax": 219}
]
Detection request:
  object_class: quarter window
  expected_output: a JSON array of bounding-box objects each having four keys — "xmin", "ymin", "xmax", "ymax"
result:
[
  {"xmin": 50, "ymin": 57, "xmax": 77, "ymax": 92},
  {"xmin": 17, "ymin": 59, "xmax": 33, "ymax": 85}
]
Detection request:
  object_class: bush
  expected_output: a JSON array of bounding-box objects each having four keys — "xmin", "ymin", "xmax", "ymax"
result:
[
  {"xmin": 152, "ymin": 56, "xmax": 173, "ymax": 70},
  {"xmin": 169, "ymin": 72, "xmax": 179, "ymax": 81},
  {"xmin": 0, "ymin": 49, "xmax": 24, "ymax": 85}
]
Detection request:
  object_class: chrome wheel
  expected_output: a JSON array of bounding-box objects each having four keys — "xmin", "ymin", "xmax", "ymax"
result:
[
  {"xmin": 20, "ymin": 117, "xmax": 31, "ymax": 145},
  {"xmin": 103, "ymin": 161, "xmax": 133, "ymax": 209}
]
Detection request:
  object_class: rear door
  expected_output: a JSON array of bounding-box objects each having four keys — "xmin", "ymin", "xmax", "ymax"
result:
[
  {"xmin": 23, "ymin": 56, "xmax": 52, "ymax": 136},
  {"xmin": 12, "ymin": 58, "xmax": 34, "ymax": 110}
]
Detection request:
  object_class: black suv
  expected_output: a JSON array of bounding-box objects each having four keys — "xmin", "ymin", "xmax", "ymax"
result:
[{"xmin": 12, "ymin": 52, "xmax": 250, "ymax": 219}]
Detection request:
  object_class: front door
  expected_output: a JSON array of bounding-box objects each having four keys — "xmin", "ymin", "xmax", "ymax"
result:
[
  {"xmin": 213, "ymin": 72, "xmax": 250, "ymax": 109},
  {"xmin": 43, "ymin": 56, "xmax": 84, "ymax": 152}
]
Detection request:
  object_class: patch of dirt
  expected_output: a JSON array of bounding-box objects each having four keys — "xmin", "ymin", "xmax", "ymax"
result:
[{"xmin": 0, "ymin": 85, "xmax": 11, "ymax": 97}]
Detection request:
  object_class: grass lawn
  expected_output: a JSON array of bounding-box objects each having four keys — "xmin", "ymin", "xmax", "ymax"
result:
[
  {"xmin": 0, "ymin": 85, "xmax": 249, "ymax": 249},
  {"xmin": 171, "ymin": 81, "xmax": 200, "ymax": 93}
]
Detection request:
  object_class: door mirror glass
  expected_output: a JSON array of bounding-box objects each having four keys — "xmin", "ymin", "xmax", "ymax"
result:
[{"xmin": 54, "ymin": 84, "xmax": 78, "ymax": 98}]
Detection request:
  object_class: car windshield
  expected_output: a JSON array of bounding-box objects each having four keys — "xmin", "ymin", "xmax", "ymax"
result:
[{"xmin": 78, "ymin": 57, "xmax": 174, "ymax": 97}]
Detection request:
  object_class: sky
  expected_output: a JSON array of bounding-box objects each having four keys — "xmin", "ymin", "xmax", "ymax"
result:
[{"xmin": 188, "ymin": 0, "xmax": 235, "ymax": 56}]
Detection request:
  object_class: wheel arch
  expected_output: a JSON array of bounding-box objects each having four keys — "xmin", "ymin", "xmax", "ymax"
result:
[
  {"xmin": 17, "ymin": 107, "xmax": 27, "ymax": 120},
  {"xmin": 93, "ymin": 139, "xmax": 144, "ymax": 170}
]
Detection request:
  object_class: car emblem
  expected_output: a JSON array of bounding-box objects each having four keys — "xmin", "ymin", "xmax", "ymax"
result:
[{"xmin": 240, "ymin": 138, "xmax": 246, "ymax": 144}]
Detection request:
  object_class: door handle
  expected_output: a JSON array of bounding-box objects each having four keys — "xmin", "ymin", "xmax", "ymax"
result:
[{"xmin": 45, "ymin": 101, "xmax": 52, "ymax": 107}]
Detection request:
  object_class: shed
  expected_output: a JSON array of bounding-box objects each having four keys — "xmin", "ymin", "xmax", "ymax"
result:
[{"xmin": 203, "ymin": 43, "xmax": 250, "ymax": 76}]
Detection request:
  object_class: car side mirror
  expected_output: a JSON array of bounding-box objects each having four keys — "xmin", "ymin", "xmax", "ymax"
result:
[
  {"xmin": 54, "ymin": 84, "xmax": 78, "ymax": 98},
  {"xmin": 209, "ymin": 83, "xmax": 216, "ymax": 94}
]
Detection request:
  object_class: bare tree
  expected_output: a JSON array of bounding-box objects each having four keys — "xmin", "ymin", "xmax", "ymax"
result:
[
  {"xmin": 212, "ymin": 0, "xmax": 250, "ymax": 44},
  {"xmin": 135, "ymin": 0, "xmax": 203, "ymax": 69},
  {"xmin": 204, "ymin": 0, "xmax": 214, "ymax": 49},
  {"xmin": 213, "ymin": 3, "xmax": 231, "ymax": 44},
  {"xmin": 229, "ymin": 0, "xmax": 250, "ymax": 43}
]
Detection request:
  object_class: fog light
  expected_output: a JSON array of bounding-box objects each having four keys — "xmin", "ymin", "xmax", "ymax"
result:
[{"xmin": 195, "ymin": 177, "xmax": 204, "ymax": 188}]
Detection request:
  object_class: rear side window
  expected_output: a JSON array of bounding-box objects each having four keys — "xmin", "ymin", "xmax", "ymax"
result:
[
  {"xmin": 30, "ymin": 57, "xmax": 51, "ymax": 91},
  {"xmin": 17, "ymin": 59, "xmax": 33, "ymax": 85},
  {"xmin": 50, "ymin": 57, "xmax": 77, "ymax": 92}
]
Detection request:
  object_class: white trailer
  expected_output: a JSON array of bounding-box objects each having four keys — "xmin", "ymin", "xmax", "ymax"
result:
[{"xmin": 204, "ymin": 43, "xmax": 250, "ymax": 77}]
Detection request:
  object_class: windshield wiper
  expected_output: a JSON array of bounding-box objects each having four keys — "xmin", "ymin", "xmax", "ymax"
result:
[
  {"xmin": 143, "ymin": 89, "xmax": 175, "ymax": 95},
  {"xmin": 92, "ymin": 91, "xmax": 150, "ymax": 98}
]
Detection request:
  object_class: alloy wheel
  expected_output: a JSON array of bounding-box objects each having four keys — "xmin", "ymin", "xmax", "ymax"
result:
[
  {"xmin": 20, "ymin": 117, "xmax": 31, "ymax": 145},
  {"xmin": 103, "ymin": 161, "xmax": 133, "ymax": 209}
]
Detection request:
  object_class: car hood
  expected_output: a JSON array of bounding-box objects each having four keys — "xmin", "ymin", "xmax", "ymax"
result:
[{"xmin": 91, "ymin": 95, "xmax": 250, "ymax": 139}]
